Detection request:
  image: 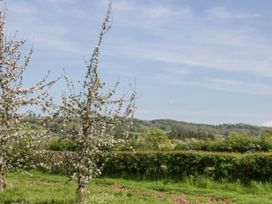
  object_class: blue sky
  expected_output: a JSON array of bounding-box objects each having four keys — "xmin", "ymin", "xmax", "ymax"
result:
[{"xmin": 5, "ymin": 0, "xmax": 272, "ymax": 126}]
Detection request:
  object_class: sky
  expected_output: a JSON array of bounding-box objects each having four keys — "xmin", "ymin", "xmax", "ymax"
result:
[{"xmin": 4, "ymin": 0, "xmax": 272, "ymax": 126}]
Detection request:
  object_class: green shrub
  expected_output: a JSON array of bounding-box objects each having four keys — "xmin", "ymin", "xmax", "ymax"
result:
[
  {"xmin": 260, "ymin": 128, "xmax": 272, "ymax": 151},
  {"xmin": 175, "ymin": 132, "xmax": 264, "ymax": 153},
  {"xmin": 132, "ymin": 130, "xmax": 174, "ymax": 151},
  {"xmin": 48, "ymin": 138, "xmax": 77, "ymax": 151},
  {"xmin": 101, "ymin": 151, "xmax": 272, "ymax": 182},
  {"xmin": 36, "ymin": 151, "xmax": 272, "ymax": 182},
  {"xmin": 226, "ymin": 132, "xmax": 261, "ymax": 152}
]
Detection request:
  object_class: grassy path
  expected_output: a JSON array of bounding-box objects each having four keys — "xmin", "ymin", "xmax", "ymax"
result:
[{"xmin": 0, "ymin": 172, "xmax": 271, "ymax": 203}]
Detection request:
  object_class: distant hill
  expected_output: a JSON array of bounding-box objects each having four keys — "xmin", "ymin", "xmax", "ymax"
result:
[
  {"xmin": 131, "ymin": 119, "xmax": 266, "ymax": 139},
  {"xmin": 24, "ymin": 114, "xmax": 267, "ymax": 140}
]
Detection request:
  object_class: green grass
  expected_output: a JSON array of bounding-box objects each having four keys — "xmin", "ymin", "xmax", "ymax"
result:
[{"xmin": 0, "ymin": 171, "xmax": 272, "ymax": 204}]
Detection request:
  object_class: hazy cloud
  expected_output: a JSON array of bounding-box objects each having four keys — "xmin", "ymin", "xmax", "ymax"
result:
[
  {"xmin": 262, "ymin": 121, "xmax": 272, "ymax": 127},
  {"xmin": 207, "ymin": 7, "xmax": 260, "ymax": 19}
]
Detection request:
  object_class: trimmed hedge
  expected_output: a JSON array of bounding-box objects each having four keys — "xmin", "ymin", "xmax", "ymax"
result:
[
  {"xmin": 102, "ymin": 151, "xmax": 272, "ymax": 181},
  {"xmin": 36, "ymin": 151, "xmax": 272, "ymax": 182}
]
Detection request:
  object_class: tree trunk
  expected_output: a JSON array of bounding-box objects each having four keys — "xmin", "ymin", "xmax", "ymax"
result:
[
  {"xmin": 0, "ymin": 160, "xmax": 6, "ymax": 192},
  {"xmin": 76, "ymin": 178, "xmax": 88, "ymax": 204}
]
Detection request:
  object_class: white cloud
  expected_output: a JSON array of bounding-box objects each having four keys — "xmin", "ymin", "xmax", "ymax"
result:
[
  {"xmin": 6, "ymin": 1, "xmax": 87, "ymax": 55},
  {"xmin": 155, "ymin": 74, "xmax": 272, "ymax": 96},
  {"xmin": 100, "ymin": 0, "xmax": 131, "ymax": 12},
  {"xmin": 96, "ymin": 3, "xmax": 271, "ymax": 78},
  {"xmin": 144, "ymin": 7, "xmax": 177, "ymax": 18},
  {"xmin": 204, "ymin": 78, "xmax": 272, "ymax": 96},
  {"xmin": 114, "ymin": 39, "xmax": 272, "ymax": 77},
  {"xmin": 113, "ymin": 1, "xmax": 131, "ymax": 11},
  {"xmin": 100, "ymin": 0, "xmax": 191, "ymax": 19},
  {"xmin": 143, "ymin": 7, "xmax": 190, "ymax": 18},
  {"xmin": 107, "ymin": 11, "xmax": 272, "ymax": 77},
  {"xmin": 207, "ymin": 7, "xmax": 260, "ymax": 19},
  {"xmin": 6, "ymin": 1, "xmax": 272, "ymax": 89}
]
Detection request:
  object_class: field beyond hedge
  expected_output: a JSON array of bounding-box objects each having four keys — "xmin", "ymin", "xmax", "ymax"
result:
[{"xmin": 1, "ymin": 171, "xmax": 272, "ymax": 204}]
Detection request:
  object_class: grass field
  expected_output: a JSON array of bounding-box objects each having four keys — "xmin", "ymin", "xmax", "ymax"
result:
[{"xmin": 0, "ymin": 171, "xmax": 271, "ymax": 204}]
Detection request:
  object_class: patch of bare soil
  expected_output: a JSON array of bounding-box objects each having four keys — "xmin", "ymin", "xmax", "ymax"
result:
[
  {"xmin": 171, "ymin": 194, "xmax": 232, "ymax": 204},
  {"xmin": 172, "ymin": 195, "xmax": 202, "ymax": 204},
  {"xmin": 111, "ymin": 184, "xmax": 129, "ymax": 193},
  {"xmin": 210, "ymin": 195, "xmax": 232, "ymax": 203},
  {"xmin": 111, "ymin": 184, "xmax": 150, "ymax": 196},
  {"xmin": 194, "ymin": 194, "xmax": 232, "ymax": 204}
]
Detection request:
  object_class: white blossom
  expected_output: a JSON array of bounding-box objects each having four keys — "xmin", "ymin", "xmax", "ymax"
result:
[
  {"xmin": 55, "ymin": 4, "xmax": 135, "ymax": 204},
  {"xmin": 0, "ymin": 8, "xmax": 56, "ymax": 192}
]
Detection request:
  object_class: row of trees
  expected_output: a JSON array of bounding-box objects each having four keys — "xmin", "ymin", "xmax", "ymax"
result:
[
  {"xmin": 45, "ymin": 126, "xmax": 272, "ymax": 152},
  {"xmin": 168, "ymin": 129, "xmax": 216, "ymax": 140},
  {"xmin": 0, "ymin": 4, "xmax": 135, "ymax": 204},
  {"xmin": 141, "ymin": 119, "xmax": 262, "ymax": 137},
  {"xmin": 175, "ymin": 131, "xmax": 272, "ymax": 153}
]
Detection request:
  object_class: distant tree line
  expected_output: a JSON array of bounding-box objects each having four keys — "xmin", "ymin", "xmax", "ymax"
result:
[{"xmin": 168, "ymin": 129, "xmax": 216, "ymax": 140}]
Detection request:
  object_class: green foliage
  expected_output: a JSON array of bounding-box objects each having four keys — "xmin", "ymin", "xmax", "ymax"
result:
[
  {"xmin": 175, "ymin": 132, "xmax": 266, "ymax": 153},
  {"xmin": 226, "ymin": 132, "xmax": 261, "ymax": 152},
  {"xmin": 37, "ymin": 151, "xmax": 272, "ymax": 182},
  {"xmin": 131, "ymin": 130, "xmax": 174, "ymax": 151},
  {"xmin": 101, "ymin": 151, "xmax": 272, "ymax": 182},
  {"xmin": 27, "ymin": 117, "xmax": 264, "ymax": 140},
  {"xmin": 2, "ymin": 171, "xmax": 272, "ymax": 204},
  {"xmin": 6, "ymin": 135, "xmax": 35, "ymax": 170},
  {"xmin": 134, "ymin": 119, "xmax": 263, "ymax": 138},
  {"xmin": 144, "ymin": 130, "xmax": 173, "ymax": 151},
  {"xmin": 260, "ymin": 128, "xmax": 272, "ymax": 151},
  {"xmin": 175, "ymin": 140, "xmax": 227, "ymax": 152},
  {"xmin": 48, "ymin": 138, "xmax": 77, "ymax": 151},
  {"xmin": 168, "ymin": 129, "xmax": 215, "ymax": 140}
]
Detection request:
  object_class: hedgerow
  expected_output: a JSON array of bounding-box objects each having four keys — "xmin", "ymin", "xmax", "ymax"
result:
[{"xmin": 35, "ymin": 151, "xmax": 272, "ymax": 182}]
